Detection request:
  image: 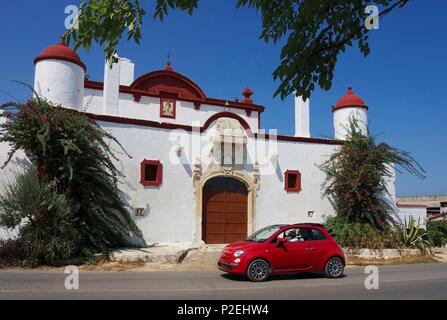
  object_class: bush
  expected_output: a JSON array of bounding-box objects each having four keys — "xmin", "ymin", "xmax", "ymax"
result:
[
  {"xmin": 398, "ymin": 217, "xmax": 431, "ymax": 250},
  {"xmin": 324, "ymin": 216, "xmax": 401, "ymax": 249},
  {"xmin": 0, "ymin": 96, "xmax": 146, "ymax": 266},
  {"xmin": 0, "ymin": 169, "xmax": 80, "ymax": 266},
  {"xmin": 320, "ymin": 119, "xmax": 425, "ymax": 230},
  {"xmin": 427, "ymin": 220, "xmax": 447, "ymax": 247},
  {"xmin": 0, "ymin": 239, "xmax": 26, "ymax": 267}
]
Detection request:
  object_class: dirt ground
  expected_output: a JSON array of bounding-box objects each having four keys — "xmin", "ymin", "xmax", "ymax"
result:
[{"xmin": 2, "ymin": 247, "xmax": 445, "ymax": 273}]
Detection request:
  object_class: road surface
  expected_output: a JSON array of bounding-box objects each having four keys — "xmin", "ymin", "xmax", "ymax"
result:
[{"xmin": 0, "ymin": 263, "xmax": 445, "ymax": 299}]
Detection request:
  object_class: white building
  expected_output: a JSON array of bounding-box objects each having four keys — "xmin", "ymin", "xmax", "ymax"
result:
[{"xmin": 0, "ymin": 41, "xmax": 425, "ymax": 245}]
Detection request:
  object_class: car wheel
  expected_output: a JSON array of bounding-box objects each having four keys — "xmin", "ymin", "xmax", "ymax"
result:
[
  {"xmin": 325, "ymin": 257, "xmax": 344, "ymax": 279},
  {"xmin": 247, "ymin": 259, "xmax": 270, "ymax": 282}
]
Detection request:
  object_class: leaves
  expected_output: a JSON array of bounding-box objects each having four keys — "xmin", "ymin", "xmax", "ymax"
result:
[
  {"xmin": 0, "ymin": 96, "xmax": 145, "ymax": 264},
  {"xmin": 66, "ymin": 0, "xmax": 409, "ymax": 99},
  {"xmin": 63, "ymin": 0, "xmax": 146, "ymax": 65},
  {"xmin": 320, "ymin": 119, "xmax": 425, "ymax": 229}
]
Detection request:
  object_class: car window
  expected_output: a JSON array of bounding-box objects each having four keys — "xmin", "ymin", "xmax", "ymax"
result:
[
  {"xmin": 274, "ymin": 228, "xmax": 309, "ymax": 243},
  {"xmin": 308, "ymin": 228, "xmax": 328, "ymax": 241},
  {"xmin": 246, "ymin": 225, "xmax": 284, "ymax": 243}
]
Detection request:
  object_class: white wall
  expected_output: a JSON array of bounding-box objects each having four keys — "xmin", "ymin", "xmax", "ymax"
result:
[
  {"xmin": 34, "ymin": 60, "xmax": 84, "ymax": 110},
  {"xmin": 99, "ymin": 121, "xmax": 197, "ymax": 244},
  {"xmin": 0, "ymin": 141, "xmax": 28, "ymax": 240},
  {"xmin": 333, "ymin": 107, "xmax": 368, "ymax": 139},
  {"xmin": 395, "ymin": 205, "xmax": 427, "ymax": 229},
  {"xmin": 255, "ymin": 140, "xmax": 337, "ymax": 229},
  {"xmin": 99, "ymin": 120, "xmax": 338, "ymax": 243}
]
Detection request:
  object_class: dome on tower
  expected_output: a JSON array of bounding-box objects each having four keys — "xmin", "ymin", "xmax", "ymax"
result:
[
  {"xmin": 34, "ymin": 40, "xmax": 86, "ymax": 71},
  {"xmin": 333, "ymin": 87, "xmax": 368, "ymax": 112}
]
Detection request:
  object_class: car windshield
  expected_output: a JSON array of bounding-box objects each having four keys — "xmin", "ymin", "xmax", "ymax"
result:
[{"xmin": 245, "ymin": 225, "xmax": 284, "ymax": 243}]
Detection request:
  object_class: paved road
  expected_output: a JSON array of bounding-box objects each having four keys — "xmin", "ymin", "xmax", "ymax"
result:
[{"xmin": 0, "ymin": 263, "xmax": 445, "ymax": 300}]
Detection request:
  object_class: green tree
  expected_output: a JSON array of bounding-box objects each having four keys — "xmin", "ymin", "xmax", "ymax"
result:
[
  {"xmin": 64, "ymin": 0, "xmax": 410, "ymax": 100},
  {"xmin": 0, "ymin": 95, "xmax": 145, "ymax": 264},
  {"xmin": 320, "ymin": 120, "xmax": 424, "ymax": 229}
]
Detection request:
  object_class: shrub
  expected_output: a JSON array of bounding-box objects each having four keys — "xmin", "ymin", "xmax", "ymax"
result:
[
  {"xmin": 0, "ymin": 169, "xmax": 80, "ymax": 265},
  {"xmin": 427, "ymin": 220, "xmax": 447, "ymax": 247},
  {"xmin": 324, "ymin": 216, "xmax": 401, "ymax": 249},
  {"xmin": 0, "ymin": 239, "xmax": 26, "ymax": 267},
  {"xmin": 398, "ymin": 217, "xmax": 431, "ymax": 250},
  {"xmin": 320, "ymin": 119, "xmax": 425, "ymax": 230},
  {"xmin": 0, "ymin": 96, "xmax": 146, "ymax": 265}
]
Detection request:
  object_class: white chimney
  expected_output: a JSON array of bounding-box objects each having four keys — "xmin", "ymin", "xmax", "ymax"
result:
[
  {"xmin": 119, "ymin": 58, "xmax": 135, "ymax": 86},
  {"xmin": 295, "ymin": 95, "xmax": 310, "ymax": 137},
  {"xmin": 103, "ymin": 56, "xmax": 135, "ymax": 115}
]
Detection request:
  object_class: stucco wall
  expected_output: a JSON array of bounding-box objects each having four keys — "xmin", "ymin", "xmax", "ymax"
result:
[
  {"xmin": 255, "ymin": 140, "xmax": 337, "ymax": 228},
  {"xmin": 333, "ymin": 107, "xmax": 368, "ymax": 140},
  {"xmin": 34, "ymin": 60, "xmax": 84, "ymax": 110},
  {"xmin": 395, "ymin": 205, "xmax": 427, "ymax": 229},
  {"xmin": 83, "ymin": 89, "xmax": 260, "ymax": 132}
]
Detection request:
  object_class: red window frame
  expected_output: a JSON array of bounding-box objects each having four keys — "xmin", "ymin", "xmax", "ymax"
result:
[
  {"xmin": 140, "ymin": 160, "xmax": 163, "ymax": 187},
  {"xmin": 160, "ymin": 98, "xmax": 176, "ymax": 119},
  {"xmin": 284, "ymin": 169, "xmax": 301, "ymax": 193}
]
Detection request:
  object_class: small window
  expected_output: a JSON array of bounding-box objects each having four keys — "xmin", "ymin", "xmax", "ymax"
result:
[
  {"xmin": 140, "ymin": 160, "xmax": 163, "ymax": 187},
  {"xmin": 308, "ymin": 228, "xmax": 327, "ymax": 241},
  {"xmin": 284, "ymin": 169, "xmax": 301, "ymax": 192}
]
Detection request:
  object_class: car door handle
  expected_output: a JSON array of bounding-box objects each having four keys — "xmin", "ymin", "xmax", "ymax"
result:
[{"xmin": 305, "ymin": 247, "xmax": 315, "ymax": 251}]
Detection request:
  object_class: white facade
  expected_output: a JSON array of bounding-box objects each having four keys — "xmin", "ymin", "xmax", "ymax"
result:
[
  {"xmin": 396, "ymin": 205, "xmax": 427, "ymax": 229},
  {"xmin": 333, "ymin": 107, "xmax": 368, "ymax": 140},
  {"xmin": 0, "ymin": 44, "xmax": 424, "ymax": 244},
  {"xmin": 34, "ymin": 59, "xmax": 85, "ymax": 111}
]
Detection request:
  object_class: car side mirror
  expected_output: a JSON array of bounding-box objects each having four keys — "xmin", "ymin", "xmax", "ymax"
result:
[{"xmin": 277, "ymin": 238, "xmax": 287, "ymax": 246}]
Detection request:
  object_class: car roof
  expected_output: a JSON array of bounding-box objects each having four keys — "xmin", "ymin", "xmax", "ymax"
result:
[{"xmin": 288, "ymin": 223, "xmax": 325, "ymax": 228}]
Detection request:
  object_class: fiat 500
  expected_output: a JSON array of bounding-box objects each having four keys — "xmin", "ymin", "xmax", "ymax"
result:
[{"xmin": 217, "ymin": 223, "xmax": 345, "ymax": 282}]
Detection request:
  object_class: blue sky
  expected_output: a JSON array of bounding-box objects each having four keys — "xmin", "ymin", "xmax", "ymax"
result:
[{"xmin": 0, "ymin": 1, "xmax": 446, "ymax": 196}]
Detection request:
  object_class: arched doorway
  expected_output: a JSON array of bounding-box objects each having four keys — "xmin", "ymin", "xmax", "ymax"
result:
[{"xmin": 202, "ymin": 177, "xmax": 248, "ymax": 244}]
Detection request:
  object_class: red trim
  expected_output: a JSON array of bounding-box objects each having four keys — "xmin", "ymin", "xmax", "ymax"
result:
[
  {"xmin": 201, "ymin": 112, "xmax": 252, "ymax": 133},
  {"xmin": 257, "ymin": 132, "xmax": 342, "ymax": 145},
  {"xmin": 332, "ymin": 105, "xmax": 368, "ymax": 112},
  {"xmin": 397, "ymin": 203, "xmax": 427, "ymax": 208},
  {"xmin": 85, "ymin": 113, "xmax": 341, "ymax": 145},
  {"xmin": 160, "ymin": 98, "xmax": 176, "ymax": 119},
  {"xmin": 429, "ymin": 212, "xmax": 447, "ymax": 220},
  {"xmin": 140, "ymin": 160, "xmax": 163, "ymax": 187},
  {"xmin": 284, "ymin": 170, "xmax": 302, "ymax": 193},
  {"xmin": 84, "ymin": 79, "xmax": 265, "ymax": 113},
  {"xmin": 333, "ymin": 87, "xmax": 368, "ymax": 112},
  {"xmin": 34, "ymin": 41, "xmax": 87, "ymax": 71}
]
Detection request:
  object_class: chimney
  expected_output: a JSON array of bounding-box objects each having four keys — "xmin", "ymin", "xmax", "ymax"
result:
[
  {"xmin": 103, "ymin": 56, "xmax": 135, "ymax": 115},
  {"xmin": 295, "ymin": 95, "xmax": 310, "ymax": 137},
  {"xmin": 119, "ymin": 58, "xmax": 135, "ymax": 86}
]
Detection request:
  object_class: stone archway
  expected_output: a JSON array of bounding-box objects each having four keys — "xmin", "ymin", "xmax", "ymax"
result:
[
  {"xmin": 193, "ymin": 167, "xmax": 259, "ymax": 245},
  {"xmin": 191, "ymin": 116, "xmax": 260, "ymax": 245},
  {"xmin": 202, "ymin": 176, "xmax": 248, "ymax": 244}
]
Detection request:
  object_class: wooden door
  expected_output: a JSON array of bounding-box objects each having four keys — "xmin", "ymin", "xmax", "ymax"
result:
[{"xmin": 202, "ymin": 177, "xmax": 248, "ymax": 244}]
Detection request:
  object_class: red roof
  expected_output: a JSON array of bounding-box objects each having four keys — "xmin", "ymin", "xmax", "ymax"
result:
[
  {"xmin": 333, "ymin": 87, "xmax": 368, "ymax": 112},
  {"xmin": 34, "ymin": 41, "xmax": 86, "ymax": 71}
]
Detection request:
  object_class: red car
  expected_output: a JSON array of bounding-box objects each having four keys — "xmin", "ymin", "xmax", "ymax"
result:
[{"xmin": 218, "ymin": 223, "xmax": 345, "ymax": 282}]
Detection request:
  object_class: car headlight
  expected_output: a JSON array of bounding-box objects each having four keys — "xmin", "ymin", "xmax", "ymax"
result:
[{"xmin": 234, "ymin": 250, "xmax": 244, "ymax": 257}]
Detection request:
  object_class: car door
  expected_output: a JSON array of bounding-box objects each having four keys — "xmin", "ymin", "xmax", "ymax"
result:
[
  {"xmin": 302, "ymin": 228, "xmax": 332, "ymax": 271},
  {"xmin": 269, "ymin": 227, "xmax": 313, "ymax": 272}
]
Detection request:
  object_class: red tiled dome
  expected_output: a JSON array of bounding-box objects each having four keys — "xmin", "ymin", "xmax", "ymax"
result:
[
  {"xmin": 34, "ymin": 41, "xmax": 86, "ymax": 71},
  {"xmin": 333, "ymin": 87, "xmax": 368, "ymax": 112}
]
